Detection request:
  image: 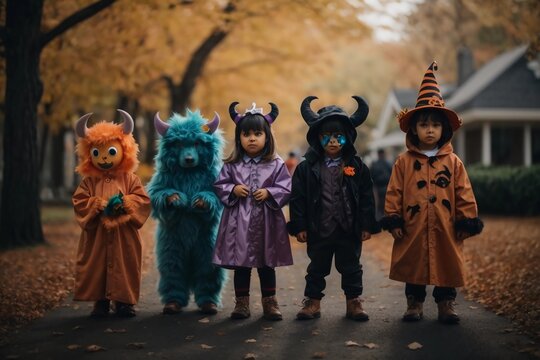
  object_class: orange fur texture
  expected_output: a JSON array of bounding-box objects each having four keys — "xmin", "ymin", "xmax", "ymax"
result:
[{"xmin": 75, "ymin": 121, "xmax": 139, "ymax": 178}]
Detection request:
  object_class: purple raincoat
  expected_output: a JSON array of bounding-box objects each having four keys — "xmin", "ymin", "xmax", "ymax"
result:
[{"xmin": 213, "ymin": 156, "xmax": 293, "ymax": 268}]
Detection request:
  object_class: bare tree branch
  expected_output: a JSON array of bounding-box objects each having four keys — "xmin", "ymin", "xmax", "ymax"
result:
[{"xmin": 40, "ymin": 0, "xmax": 116, "ymax": 49}]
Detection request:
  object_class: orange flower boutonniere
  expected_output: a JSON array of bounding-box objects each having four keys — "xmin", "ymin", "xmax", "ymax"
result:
[{"xmin": 343, "ymin": 166, "xmax": 355, "ymax": 176}]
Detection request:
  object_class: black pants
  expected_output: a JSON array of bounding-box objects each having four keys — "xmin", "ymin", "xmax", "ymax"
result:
[
  {"xmin": 405, "ymin": 283, "xmax": 457, "ymax": 303},
  {"xmin": 304, "ymin": 227, "xmax": 363, "ymax": 300},
  {"xmin": 234, "ymin": 266, "xmax": 276, "ymax": 298}
]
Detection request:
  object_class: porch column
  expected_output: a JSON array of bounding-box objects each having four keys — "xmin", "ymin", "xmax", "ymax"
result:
[
  {"xmin": 455, "ymin": 130, "xmax": 466, "ymax": 163},
  {"xmin": 482, "ymin": 122, "xmax": 491, "ymax": 166},
  {"xmin": 524, "ymin": 124, "xmax": 532, "ymax": 166}
]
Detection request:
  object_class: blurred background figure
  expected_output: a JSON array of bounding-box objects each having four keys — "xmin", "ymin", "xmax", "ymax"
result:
[
  {"xmin": 285, "ymin": 151, "xmax": 299, "ymax": 176},
  {"xmin": 370, "ymin": 148, "xmax": 392, "ymax": 219}
]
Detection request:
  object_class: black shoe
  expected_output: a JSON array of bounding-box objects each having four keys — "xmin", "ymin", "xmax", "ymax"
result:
[
  {"xmin": 115, "ymin": 302, "xmax": 136, "ymax": 317},
  {"xmin": 90, "ymin": 300, "xmax": 110, "ymax": 318}
]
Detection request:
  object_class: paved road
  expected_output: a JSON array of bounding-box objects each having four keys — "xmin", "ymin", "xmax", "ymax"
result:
[{"xmin": 1, "ymin": 242, "xmax": 535, "ymax": 360}]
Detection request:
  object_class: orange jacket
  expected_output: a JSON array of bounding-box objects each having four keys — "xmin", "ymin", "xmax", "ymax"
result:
[
  {"xmin": 72, "ymin": 172, "xmax": 150, "ymax": 304},
  {"xmin": 383, "ymin": 135, "xmax": 481, "ymax": 287}
]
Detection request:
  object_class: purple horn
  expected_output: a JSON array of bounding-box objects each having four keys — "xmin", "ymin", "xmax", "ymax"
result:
[
  {"xmin": 117, "ymin": 109, "xmax": 134, "ymax": 134},
  {"xmin": 207, "ymin": 112, "xmax": 220, "ymax": 134},
  {"xmin": 75, "ymin": 113, "xmax": 93, "ymax": 138},
  {"xmin": 154, "ymin": 112, "xmax": 170, "ymax": 136},
  {"xmin": 350, "ymin": 96, "xmax": 369, "ymax": 127},
  {"xmin": 229, "ymin": 101, "xmax": 243, "ymax": 124},
  {"xmin": 263, "ymin": 102, "xmax": 279, "ymax": 124},
  {"xmin": 300, "ymin": 96, "xmax": 319, "ymax": 125}
]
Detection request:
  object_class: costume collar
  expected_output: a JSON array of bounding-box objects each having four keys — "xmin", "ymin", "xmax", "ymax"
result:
[
  {"xmin": 243, "ymin": 154, "xmax": 262, "ymax": 163},
  {"xmin": 324, "ymin": 156, "xmax": 342, "ymax": 167}
]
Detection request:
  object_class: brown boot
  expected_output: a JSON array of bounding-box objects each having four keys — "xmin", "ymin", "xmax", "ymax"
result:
[
  {"xmin": 200, "ymin": 302, "xmax": 218, "ymax": 315},
  {"xmin": 231, "ymin": 296, "xmax": 250, "ymax": 319},
  {"xmin": 402, "ymin": 295, "xmax": 424, "ymax": 322},
  {"xmin": 437, "ymin": 299, "xmax": 460, "ymax": 324},
  {"xmin": 346, "ymin": 297, "xmax": 369, "ymax": 321},
  {"xmin": 296, "ymin": 298, "xmax": 321, "ymax": 320},
  {"xmin": 90, "ymin": 299, "xmax": 110, "ymax": 318},
  {"xmin": 262, "ymin": 296, "xmax": 283, "ymax": 321},
  {"xmin": 163, "ymin": 301, "xmax": 182, "ymax": 315}
]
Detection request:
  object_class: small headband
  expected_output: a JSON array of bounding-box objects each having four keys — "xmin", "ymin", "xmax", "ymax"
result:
[{"xmin": 228, "ymin": 102, "xmax": 279, "ymax": 125}]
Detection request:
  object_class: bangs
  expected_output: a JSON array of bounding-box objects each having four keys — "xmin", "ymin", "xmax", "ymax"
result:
[{"xmin": 237, "ymin": 114, "xmax": 266, "ymax": 132}]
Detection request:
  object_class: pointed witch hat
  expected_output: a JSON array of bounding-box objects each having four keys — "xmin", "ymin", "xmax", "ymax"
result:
[{"xmin": 397, "ymin": 61, "xmax": 462, "ymax": 132}]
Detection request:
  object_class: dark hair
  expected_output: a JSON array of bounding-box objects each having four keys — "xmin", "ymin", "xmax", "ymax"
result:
[
  {"xmin": 224, "ymin": 114, "xmax": 276, "ymax": 163},
  {"xmin": 408, "ymin": 109, "xmax": 453, "ymax": 148}
]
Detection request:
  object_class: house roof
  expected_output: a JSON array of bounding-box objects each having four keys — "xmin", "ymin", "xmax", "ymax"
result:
[{"xmin": 446, "ymin": 45, "xmax": 534, "ymax": 110}]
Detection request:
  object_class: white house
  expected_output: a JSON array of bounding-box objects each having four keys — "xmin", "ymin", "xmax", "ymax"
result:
[{"xmin": 369, "ymin": 45, "xmax": 540, "ymax": 167}]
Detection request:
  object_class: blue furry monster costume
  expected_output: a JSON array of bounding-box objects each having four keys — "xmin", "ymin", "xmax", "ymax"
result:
[{"xmin": 147, "ymin": 110, "xmax": 226, "ymax": 315}]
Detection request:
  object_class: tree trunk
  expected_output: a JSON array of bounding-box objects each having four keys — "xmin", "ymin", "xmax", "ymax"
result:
[
  {"xmin": 144, "ymin": 110, "xmax": 156, "ymax": 164},
  {"xmin": 0, "ymin": 0, "xmax": 116, "ymax": 249},
  {"xmin": 170, "ymin": 27, "xmax": 229, "ymax": 113},
  {"xmin": 0, "ymin": 0, "xmax": 45, "ymax": 249}
]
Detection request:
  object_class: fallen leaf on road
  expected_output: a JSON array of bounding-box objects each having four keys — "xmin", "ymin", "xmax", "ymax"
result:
[
  {"xmin": 345, "ymin": 341, "xmax": 360, "ymax": 347},
  {"xmin": 216, "ymin": 331, "xmax": 226, "ymax": 336},
  {"xmin": 201, "ymin": 344, "xmax": 214, "ymax": 349},
  {"xmin": 288, "ymin": 286, "xmax": 295, "ymax": 290},
  {"xmin": 244, "ymin": 353, "xmax": 257, "ymax": 360},
  {"xmin": 126, "ymin": 342, "xmax": 146, "ymax": 349},
  {"xmin": 86, "ymin": 345, "xmax": 106, "ymax": 352},
  {"xmin": 245, "ymin": 339, "xmax": 257, "ymax": 343},
  {"xmin": 407, "ymin": 342, "xmax": 423, "ymax": 350},
  {"xmin": 67, "ymin": 344, "xmax": 81, "ymax": 351},
  {"xmin": 363, "ymin": 343, "xmax": 379, "ymax": 349},
  {"xmin": 72, "ymin": 325, "xmax": 83, "ymax": 330},
  {"xmin": 52, "ymin": 331, "xmax": 64, "ymax": 336},
  {"xmin": 311, "ymin": 330, "xmax": 320, "ymax": 336},
  {"xmin": 260, "ymin": 344, "xmax": 272, "ymax": 348},
  {"xmin": 312, "ymin": 352, "xmax": 327, "ymax": 358},
  {"xmin": 185, "ymin": 335, "xmax": 195, "ymax": 341},
  {"xmin": 469, "ymin": 306, "xmax": 478, "ymax": 309},
  {"xmin": 198, "ymin": 317, "xmax": 210, "ymax": 323},
  {"xmin": 262, "ymin": 327, "xmax": 273, "ymax": 331}
]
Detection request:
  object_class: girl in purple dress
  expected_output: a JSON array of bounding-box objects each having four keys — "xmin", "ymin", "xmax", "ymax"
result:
[{"xmin": 213, "ymin": 102, "xmax": 292, "ymax": 321}]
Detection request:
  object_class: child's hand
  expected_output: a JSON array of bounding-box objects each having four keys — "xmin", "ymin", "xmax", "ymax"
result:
[
  {"xmin": 253, "ymin": 188, "xmax": 269, "ymax": 202},
  {"xmin": 233, "ymin": 184, "xmax": 250, "ymax": 198},
  {"xmin": 296, "ymin": 231, "xmax": 307, "ymax": 243},
  {"xmin": 167, "ymin": 193, "xmax": 180, "ymax": 205},
  {"xmin": 361, "ymin": 231, "xmax": 371, "ymax": 242},
  {"xmin": 457, "ymin": 231, "xmax": 470, "ymax": 241},
  {"xmin": 391, "ymin": 228, "xmax": 404, "ymax": 240}
]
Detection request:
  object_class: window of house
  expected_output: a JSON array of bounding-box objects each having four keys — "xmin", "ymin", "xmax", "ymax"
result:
[{"xmin": 491, "ymin": 127, "xmax": 523, "ymax": 166}]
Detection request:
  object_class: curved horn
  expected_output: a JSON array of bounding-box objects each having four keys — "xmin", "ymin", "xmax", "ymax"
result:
[
  {"xmin": 207, "ymin": 112, "xmax": 220, "ymax": 134},
  {"xmin": 75, "ymin": 113, "xmax": 93, "ymax": 138},
  {"xmin": 154, "ymin": 112, "xmax": 170, "ymax": 136},
  {"xmin": 117, "ymin": 109, "xmax": 134, "ymax": 134},
  {"xmin": 263, "ymin": 102, "xmax": 279, "ymax": 124},
  {"xmin": 228, "ymin": 101, "xmax": 242, "ymax": 124},
  {"xmin": 350, "ymin": 96, "xmax": 369, "ymax": 127},
  {"xmin": 300, "ymin": 96, "xmax": 319, "ymax": 125}
]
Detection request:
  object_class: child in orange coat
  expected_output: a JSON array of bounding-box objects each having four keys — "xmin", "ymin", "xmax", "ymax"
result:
[{"xmin": 381, "ymin": 62, "xmax": 483, "ymax": 324}]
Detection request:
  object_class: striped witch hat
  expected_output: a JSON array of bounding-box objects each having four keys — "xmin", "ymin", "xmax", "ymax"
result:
[{"xmin": 397, "ymin": 61, "xmax": 462, "ymax": 132}]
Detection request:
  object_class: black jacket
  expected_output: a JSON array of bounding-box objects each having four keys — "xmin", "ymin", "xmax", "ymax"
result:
[{"xmin": 287, "ymin": 148, "xmax": 379, "ymax": 239}]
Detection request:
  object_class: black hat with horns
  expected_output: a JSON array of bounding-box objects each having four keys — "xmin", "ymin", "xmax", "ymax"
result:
[{"xmin": 301, "ymin": 96, "xmax": 369, "ymax": 149}]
